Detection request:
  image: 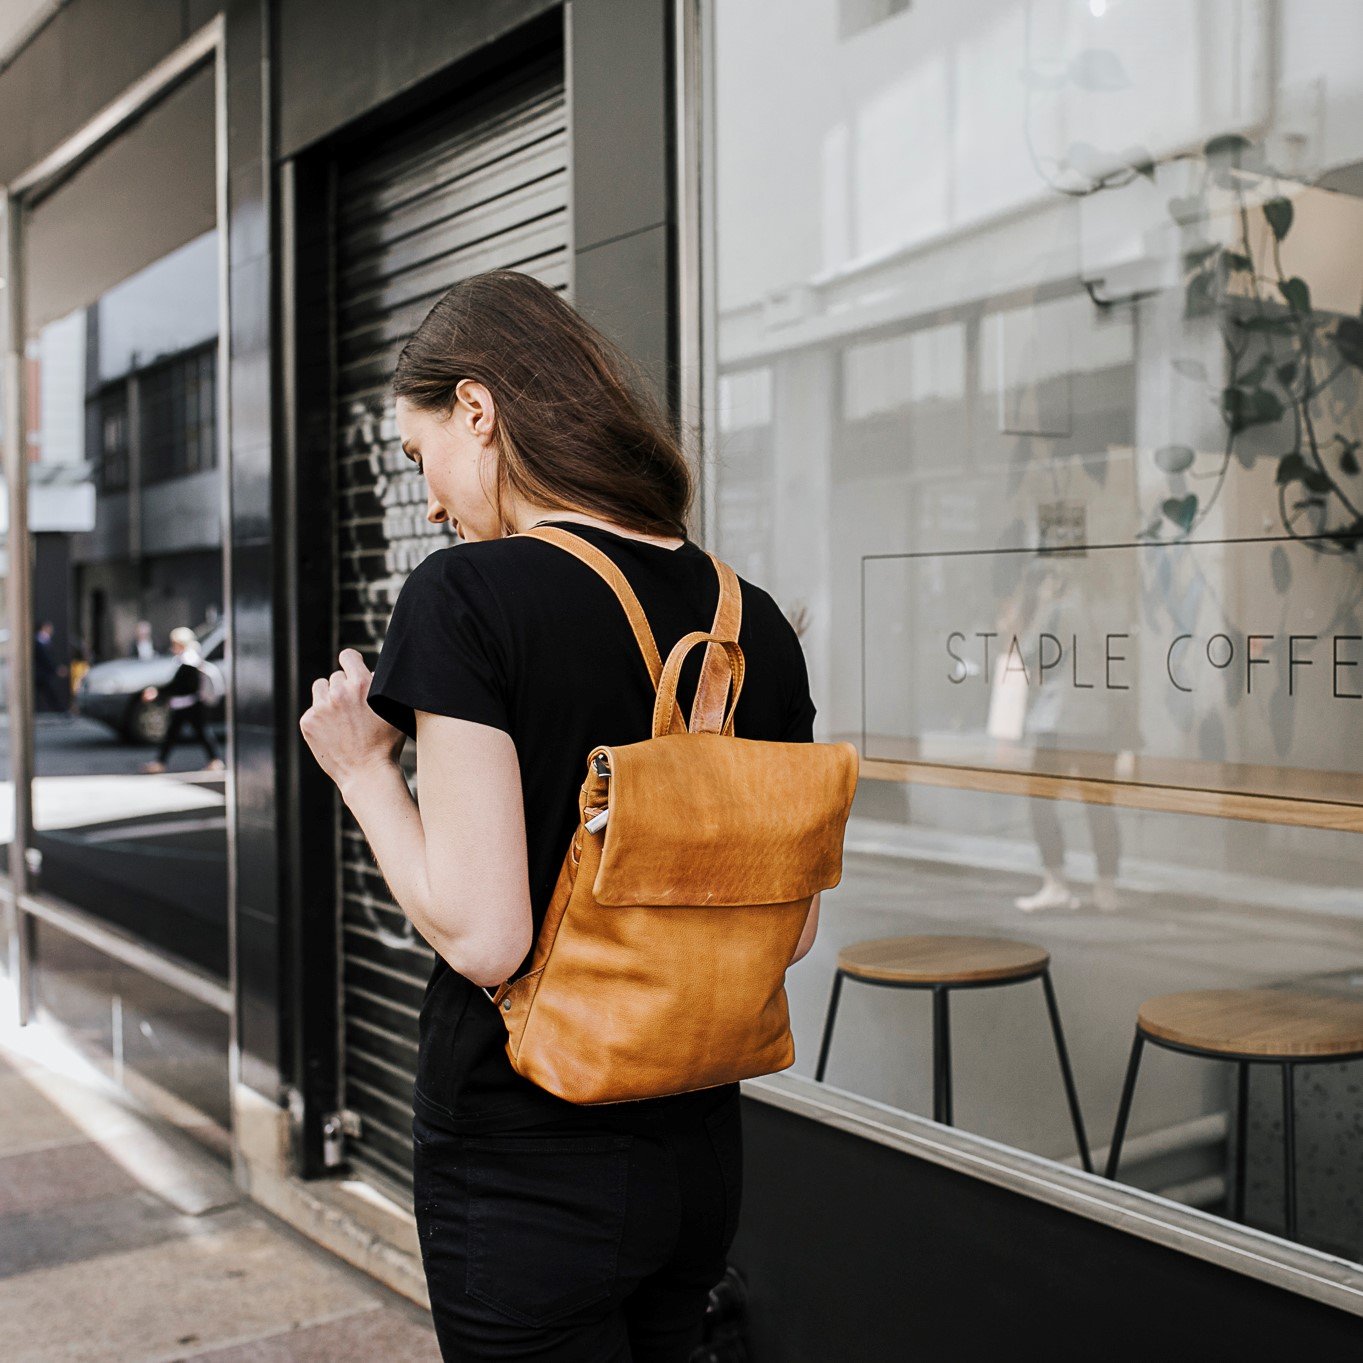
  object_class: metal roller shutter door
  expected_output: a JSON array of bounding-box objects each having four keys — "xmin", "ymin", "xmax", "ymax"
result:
[{"xmin": 333, "ymin": 55, "xmax": 568, "ymax": 1194}]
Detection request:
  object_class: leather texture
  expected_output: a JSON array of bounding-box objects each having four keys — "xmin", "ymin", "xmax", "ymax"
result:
[{"xmin": 490, "ymin": 527, "xmax": 859, "ymax": 1105}]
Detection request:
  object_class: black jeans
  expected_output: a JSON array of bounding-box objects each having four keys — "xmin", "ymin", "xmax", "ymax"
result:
[
  {"xmin": 157, "ymin": 702, "xmax": 221, "ymax": 764},
  {"xmin": 411, "ymin": 1094, "xmax": 742, "ymax": 1361}
]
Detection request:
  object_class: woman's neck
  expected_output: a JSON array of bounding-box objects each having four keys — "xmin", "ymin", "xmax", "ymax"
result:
[{"xmin": 521, "ymin": 511, "xmax": 684, "ymax": 550}]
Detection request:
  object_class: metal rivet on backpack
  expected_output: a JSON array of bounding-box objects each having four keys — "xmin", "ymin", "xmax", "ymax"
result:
[{"xmin": 501, "ymin": 1000, "xmax": 512, "ymax": 1012}]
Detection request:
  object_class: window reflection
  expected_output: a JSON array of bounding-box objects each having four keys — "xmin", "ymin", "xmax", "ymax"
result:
[
  {"xmin": 712, "ymin": 0, "xmax": 1363, "ymax": 1260},
  {"xmin": 28, "ymin": 230, "xmax": 227, "ymax": 980}
]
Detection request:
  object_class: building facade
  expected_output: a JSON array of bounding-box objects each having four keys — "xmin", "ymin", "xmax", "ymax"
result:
[{"xmin": 2, "ymin": 1, "xmax": 1362, "ymax": 1356}]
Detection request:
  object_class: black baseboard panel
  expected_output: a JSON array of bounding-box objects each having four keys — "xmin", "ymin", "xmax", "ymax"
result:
[{"xmin": 730, "ymin": 1098, "xmax": 1363, "ymax": 1361}]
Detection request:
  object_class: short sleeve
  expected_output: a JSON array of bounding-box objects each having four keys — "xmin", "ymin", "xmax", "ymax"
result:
[
  {"xmin": 367, "ymin": 549, "xmax": 511, "ymax": 741},
  {"xmin": 782, "ymin": 627, "xmax": 817, "ymax": 743}
]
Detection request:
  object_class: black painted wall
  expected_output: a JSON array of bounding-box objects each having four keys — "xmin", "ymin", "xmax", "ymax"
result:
[
  {"xmin": 223, "ymin": 0, "xmax": 281, "ymax": 1102},
  {"xmin": 732, "ymin": 1098, "xmax": 1363, "ymax": 1359}
]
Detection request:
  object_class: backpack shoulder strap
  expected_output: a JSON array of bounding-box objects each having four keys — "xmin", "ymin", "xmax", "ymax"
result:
[
  {"xmin": 514, "ymin": 526, "xmax": 741, "ymax": 735},
  {"xmin": 516, "ymin": 526, "xmax": 684, "ymax": 733}
]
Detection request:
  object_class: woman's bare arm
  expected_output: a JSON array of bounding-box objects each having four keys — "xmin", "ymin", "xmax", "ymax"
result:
[{"xmin": 339, "ymin": 711, "xmax": 533, "ymax": 988}]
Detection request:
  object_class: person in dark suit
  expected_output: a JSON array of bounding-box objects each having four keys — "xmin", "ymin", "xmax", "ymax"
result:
[{"xmin": 34, "ymin": 621, "xmax": 68, "ymax": 713}]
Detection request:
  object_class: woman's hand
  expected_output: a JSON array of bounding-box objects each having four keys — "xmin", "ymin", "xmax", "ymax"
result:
[{"xmin": 299, "ymin": 648, "xmax": 405, "ymax": 794}]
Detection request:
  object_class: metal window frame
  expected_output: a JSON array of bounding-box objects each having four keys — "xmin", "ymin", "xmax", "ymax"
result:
[
  {"xmin": 678, "ymin": 0, "xmax": 1363, "ymax": 1319},
  {"xmin": 1, "ymin": 17, "xmax": 237, "ymax": 1133}
]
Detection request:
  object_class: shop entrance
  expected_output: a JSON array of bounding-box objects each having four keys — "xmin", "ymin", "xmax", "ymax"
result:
[{"xmin": 329, "ymin": 52, "xmax": 568, "ymax": 1193}]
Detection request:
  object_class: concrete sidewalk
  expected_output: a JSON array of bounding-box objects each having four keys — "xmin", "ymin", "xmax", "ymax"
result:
[{"xmin": 0, "ymin": 1024, "xmax": 441, "ymax": 1362}]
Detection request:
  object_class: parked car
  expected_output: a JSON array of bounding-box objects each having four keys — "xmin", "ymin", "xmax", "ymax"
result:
[{"xmin": 76, "ymin": 623, "xmax": 227, "ymax": 744}]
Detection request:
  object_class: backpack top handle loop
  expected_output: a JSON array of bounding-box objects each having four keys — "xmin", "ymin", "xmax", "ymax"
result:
[
  {"xmin": 688, "ymin": 555, "xmax": 743, "ymax": 734},
  {"xmin": 653, "ymin": 632, "xmax": 745, "ymax": 738}
]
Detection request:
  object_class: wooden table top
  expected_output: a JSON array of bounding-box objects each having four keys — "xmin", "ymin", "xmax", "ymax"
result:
[
  {"xmin": 1138, "ymin": 989, "xmax": 1363, "ymax": 1058},
  {"xmin": 837, "ymin": 935, "xmax": 1050, "ymax": 985}
]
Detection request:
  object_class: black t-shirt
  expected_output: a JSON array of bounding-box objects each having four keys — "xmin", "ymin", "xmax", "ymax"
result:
[
  {"xmin": 165, "ymin": 660, "xmax": 203, "ymax": 700},
  {"xmin": 366, "ymin": 519, "xmax": 817, "ymax": 1133}
]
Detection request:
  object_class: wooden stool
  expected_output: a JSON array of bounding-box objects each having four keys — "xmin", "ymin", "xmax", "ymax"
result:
[
  {"xmin": 815, "ymin": 935, "xmax": 1092, "ymax": 1172},
  {"xmin": 1105, "ymin": 989, "xmax": 1363, "ymax": 1239}
]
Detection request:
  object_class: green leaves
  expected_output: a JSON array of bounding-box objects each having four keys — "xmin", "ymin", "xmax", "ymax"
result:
[
  {"xmin": 1220, "ymin": 385, "xmax": 1284, "ymax": 433},
  {"xmin": 1336, "ymin": 316, "xmax": 1363, "ymax": 371},
  {"xmin": 1203, "ymin": 133, "xmax": 1265, "ymax": 186},
  {"xmin": 1279, "ymin": 276, "xmax": 1311, "ymax": 313},
  {"xmin": 1276, "ymin": 453, "xmax": 1332, "ymax": 493},
  {"xmin": 1162, "ymin": 495, "xmax": 1198, "ymax": 532},
  {"xmin": 1155, "ymin": 445, "xmax": 1196, "ymax": 474},
  {"xmin": 1204, "ymin": 133, "xmax": 1253, "ymax": 160},
  {"xmin": 1185, "ymin": 271, "xmax": 1217, "ymax": 318},
  {"xmin": 1234, "ymin": 314, "xmax": 1296, "ymax": 336},
  {"xmin": 1238, "ymin": 353, "xmax": 1272, "ymax": 388},
  {"xmin": 1263, "ymin": 197, "xmax": 1294, "ymax": 242}
]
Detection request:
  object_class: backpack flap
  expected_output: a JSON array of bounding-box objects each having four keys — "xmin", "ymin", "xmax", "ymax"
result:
[{"xmin": 590, "ymin": 731, "xmax": 859, "ymax": 907}]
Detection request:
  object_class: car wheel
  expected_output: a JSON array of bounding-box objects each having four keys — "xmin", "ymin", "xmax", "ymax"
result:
[{"xmin": 129, "ymin": 699, "xmax": 171, "ymax": 746}]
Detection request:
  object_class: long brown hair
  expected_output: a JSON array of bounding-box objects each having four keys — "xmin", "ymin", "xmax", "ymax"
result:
[{"xmin": 391, "ymin": 271, "xmax": 693, "ymax": 538}]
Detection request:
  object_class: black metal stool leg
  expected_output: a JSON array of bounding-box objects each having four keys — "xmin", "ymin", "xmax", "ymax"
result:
[
  {"xmin": 1039, "ymin": 969, "xmax": 1092, "ymax": 1173},
  {"xmin": 1232, "ymin": 1061, "xmax": 1249, "ymax": 1222},
  {"xmin": 1105, "ymin": 1031, "xmax": 1146, "ymax": 1181},
  {"xmin": 1282, "ymin": 1063, "xmax": 1297, "ymax": 1240},
  {"xmin": 932, "ymin": 987, "xmax": 953, "ymax": 1125},
  {"xmin": 814, "ymin": 971, "xmax": 845, "ymax": 1082}
]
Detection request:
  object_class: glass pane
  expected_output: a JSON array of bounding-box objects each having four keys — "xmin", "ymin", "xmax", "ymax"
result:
[
  {"xmin": 0, "ymin": 454, "xmax": 10, "ymax": 885},
  {"xmin": 26, "ymin": 66, "xmax": 226, "ymax": 984},
  {"xmin": 711, "ymin": 0, "xmax": 1363, "ymax": 1261},
  {"xmin": 28, "ymin": 918, "xmax": 231, "ymax": 1149}
]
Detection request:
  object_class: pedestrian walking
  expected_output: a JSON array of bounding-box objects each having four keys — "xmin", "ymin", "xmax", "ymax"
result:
[
  {"xmin": 140, "ymin": 626, "xmax": 225, "ymax": 773},
  {"xmin": 298, "ymin": 270, "xmax": 823, "ymax": 1361},
  {"xmin": 34, "ymin": 621, "xmax": 69, "ymax": 713}
]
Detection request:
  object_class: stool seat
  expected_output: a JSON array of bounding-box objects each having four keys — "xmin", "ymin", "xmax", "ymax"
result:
[
  {"xmin": 837, "ymin": 935, "xmax": 1050, "ymax": 986},
  {"xmin": 1137, "ymin": 989, "xmax": 1363, "ymax": 1059}
]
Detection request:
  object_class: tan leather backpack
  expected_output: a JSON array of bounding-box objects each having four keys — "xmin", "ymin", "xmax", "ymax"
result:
[{"xmin": 488, "ymin": 526, "xmax": 859, "ymax": 1105}]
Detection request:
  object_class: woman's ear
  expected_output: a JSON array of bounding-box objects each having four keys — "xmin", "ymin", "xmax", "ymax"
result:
[{"xmin": 456, "ymin": 378, "xmax": 497, "ymax": 439}]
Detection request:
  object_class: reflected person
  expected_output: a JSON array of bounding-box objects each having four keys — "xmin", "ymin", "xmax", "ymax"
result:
[
  {"xmin": 140, "ymin": 626, "xmax": 224, "ymax": 773},
  {"xmin": 130, "ymin": 619, "xmax": 157, "ymax": 661},
  {"xmin": 994, "ymin": 560, "xmax": 1124, "ymax": 913},
  {"xmin": 34, "ymin": 621, "xmax": 69, "ymax": 714}
]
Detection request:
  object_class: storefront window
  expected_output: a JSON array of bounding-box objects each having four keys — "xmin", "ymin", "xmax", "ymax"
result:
[
  {"xmin": 708, "ymin": 0, "xmax": 1363, "ymax": 1261},
  {"xmin": 23, "ymin": 65, "xmax": 228, "ymax": 985}
]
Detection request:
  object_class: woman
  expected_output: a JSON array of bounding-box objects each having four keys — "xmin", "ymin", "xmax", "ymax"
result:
[
  {"xmin": 141, "ymin": 626, "xmax": 225, "ymax": 774},
  {"xmin": 299, "ymin": 270, "xmax": 820, "ymax": 1361}
]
